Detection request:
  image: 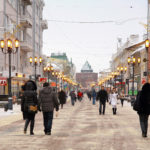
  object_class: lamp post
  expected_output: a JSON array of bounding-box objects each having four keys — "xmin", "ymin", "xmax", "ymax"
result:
[
  {"xmin": 128, "ymin": 57, "xmax": 141, "ymax": 96},
  {"xmin": 145, "ymin": 39, "xmax": 150, "ymax": 82},
  {"xmin": 117, "ymin": 66, "xmax": 127, "ymax": 92},
  {"xmin": 43, "ymin": 65, "xmax": 53, "ymax": 84},
  {"xmin": 29, "ymin": 56, "xmax": 42, "ymax": 82},
  {"xmin": 112, "ymin": 72, "xmax": 118, "ymax": 88},
  {"xmin": 0, "ymin": 39, "xmax": 19, "ymax": 110},
  {"xmin": 52, "ymin": 71, "xmax": 58, "ymax": 93},
  {"xmin": 60, "ymin": 73, "xmax": 65, "ymax": 90}
]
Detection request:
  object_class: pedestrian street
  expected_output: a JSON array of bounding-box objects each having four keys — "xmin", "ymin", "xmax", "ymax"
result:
[{"xmin": 0, "ymin": 97, "xmax": 150, "ymax": 150}]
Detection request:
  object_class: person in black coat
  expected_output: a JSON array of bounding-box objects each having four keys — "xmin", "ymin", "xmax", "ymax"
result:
[
  {"xmin": 21, "ymin": 80, "xmax": 38, "ymax": 135},
  {"xmin": 20, "ymin": 85, "xmax": 26, "ymax": 120},
  {"xmin": 96, "ymin": 86, "xmax": 108, "ymax": 115},
  {"xmin": 58, "ymin": 90, "xmax": 67, "ymax": 109},
  {"xmin": 137, "ymin": 83, "xmax": 150, "ymax": 138}
]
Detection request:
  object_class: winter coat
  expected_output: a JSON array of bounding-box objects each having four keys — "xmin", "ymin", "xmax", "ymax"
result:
[
  {"xmin": 97, "ymin": 90, "xmax": 108, "ymax": 104},
  {"xmin": 92, "ymin": 90, "xmax": 97, "ymax": 98},
  {"xmin": 138, "ymin": 90, "xmax": 150, "ymax": 115},
  {"xmin": 58, "ymin": 90, "xmax": 67, "ymax": 104},
  {"xmin": 109, "ymin": 93, "xmax": 118, "ymax": 107},
  {"xmin": 39, "ymin": 86, "xmax": 59, "ymax": 112},
  {"xmin": 69, "ymin": 91, "xmax": 76, "ymax": 100},
  {"xmin": 78, "ymin": 92, "xmax": 83, "ymax": 98},
  {"xmin": 21, "ymin": 91, "xmax": 38, "ymax": 112}
]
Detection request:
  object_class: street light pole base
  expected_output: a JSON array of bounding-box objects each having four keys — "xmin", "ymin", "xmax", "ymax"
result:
[{"xmin": 8, "ymin": 97, "xmax": 13, "ymax": 110}]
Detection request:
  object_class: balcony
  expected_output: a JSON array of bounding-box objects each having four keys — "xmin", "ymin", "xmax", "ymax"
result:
[
  {"xmin": 22, "ymin": 0, "xmax": 32, "ymax": 5},
  {"xmin": 20, "ymin": 40, "xmax": 33, "ymax": 52},
  {"xmin": 41, "ymin": 20, "xmax": 48, "ymax": 30},
  {"xmin": 20, "ymin": 14, "xmax": 32, "ymax": 28}
]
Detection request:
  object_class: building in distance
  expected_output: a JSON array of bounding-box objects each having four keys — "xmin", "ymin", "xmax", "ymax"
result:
[{"xmin": 76, "ymin": 61, "xmax": 98, "ymax": 90}]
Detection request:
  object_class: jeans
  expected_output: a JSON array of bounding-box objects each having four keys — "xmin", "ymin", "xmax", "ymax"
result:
[
  {"xmin": 139, "ymin": 114, "xmax": 149, "ymax": 136},
  {"xmin": 43, "ymin": 111, "xmax": 54, "ymax": 133},
  {"xmin": 71, "ymin": 99, "xmax": 75, "ymax": 106},
  {"xmin": 120, "ymin": 99, "xmax": 124, "ymax": 107},
  {"xmin": 99, "ymin": 102, "xmax": 106, "ymax": 114},
  {"xmin": 92, "ymin": 97, "xmax": 96, "ymax": 105}
]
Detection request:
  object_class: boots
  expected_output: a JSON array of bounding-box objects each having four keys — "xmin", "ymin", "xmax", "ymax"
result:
[
  {"xmin": 30, "ymin": 120, "xmax": 35, "ymax": 135},
  {"xmin": 24, "ymin": 119, "xmax": 30, "ymax": 134},
  {"xmin": 114, "ymin": 108, "xmax": 117, "ymax": 115},
  {"xmin": 112, "ymin": 108, "xmax": 115, "ymax": 115}
]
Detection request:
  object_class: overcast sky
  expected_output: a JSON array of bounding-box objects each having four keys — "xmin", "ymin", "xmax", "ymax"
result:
[{"xmin": 43, "ymin": 0, "xmax": 147, "ymax": 73}]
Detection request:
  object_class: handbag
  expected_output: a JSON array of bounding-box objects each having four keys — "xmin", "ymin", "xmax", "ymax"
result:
[{"xmin": 28, "ymin": 105, "xmax": 37, "ymax": 113}]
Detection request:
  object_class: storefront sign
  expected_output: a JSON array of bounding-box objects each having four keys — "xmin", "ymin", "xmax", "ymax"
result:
[
  {"xmin": 0, "ymin": 77, "xmax": 7, "ymax": 86},
  {"xmin": 39, "ymin": 78, "xmax": 47, "ymax": 82}
]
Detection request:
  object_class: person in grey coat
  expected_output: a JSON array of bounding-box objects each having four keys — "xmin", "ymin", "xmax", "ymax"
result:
[{"xmin": 39, "ymin": 82, "xmax": 59, "ymax": 135}]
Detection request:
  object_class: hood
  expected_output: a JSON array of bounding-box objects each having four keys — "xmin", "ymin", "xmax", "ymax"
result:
[
  {"xmin": 24, "ymin": 80, "xmax": 37, "ymax": 91},
  {"xmin": 42, "ymin": 87, "xmax": 52, "ymax": 94},
  {"xmin": 24, "ymin": 91, "xmax": 36, "ymax": 97}
]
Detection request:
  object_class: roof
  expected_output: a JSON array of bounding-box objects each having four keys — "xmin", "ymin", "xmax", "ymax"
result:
[
  {"xmin": 81, "ymin": 61, "xmax": 93, "ymax": 72},
  {"xmin": 125, "ymin": 41, "xmax": 145, "ymax": 51},
  {"xmin": 131, "ymin": 45, "xmax": 145, "ymax": 55}
]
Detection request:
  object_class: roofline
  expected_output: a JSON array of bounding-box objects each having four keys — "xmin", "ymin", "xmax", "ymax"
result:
[{"xmin": 125, "ymin": 41, "xmax": 145, "ymax": 51}]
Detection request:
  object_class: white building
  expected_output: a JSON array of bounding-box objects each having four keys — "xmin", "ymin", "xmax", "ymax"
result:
[{"xmin": 0, "ymin": 0, "xmax": 48, "ymax": 95}]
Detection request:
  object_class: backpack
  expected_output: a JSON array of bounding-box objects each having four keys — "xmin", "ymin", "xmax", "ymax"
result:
[{"xmin": 133, "ymin": 91, "xmax": 141, "ymax": 111}]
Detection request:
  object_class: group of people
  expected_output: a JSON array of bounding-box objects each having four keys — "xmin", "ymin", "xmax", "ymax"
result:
[
  {"xmin": 87, "ymin": 86, "xmax": 119, "ymax": 115},
  {"xmin": 69, "ymin": 90, "xmax": 83, "ymax": 106},
  {"xmin": 20, "ymin": 79, "xmax": 150, "ymax": 139},
  {"xmin": 88, "ymin": 83, "xmax": 150, "ymax": 139},
  {"xmin": 21, "ymin": 80, "xmax": 67, "ymax": 136}
]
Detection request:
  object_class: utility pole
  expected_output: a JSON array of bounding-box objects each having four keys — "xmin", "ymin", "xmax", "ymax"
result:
[
  {"xmin": 32, "ymin": 0, "xmax": 36, "ymax": 79},
  {"xmin": 3, "ymin": 0, "xmax": 6, "ymax": 70}
]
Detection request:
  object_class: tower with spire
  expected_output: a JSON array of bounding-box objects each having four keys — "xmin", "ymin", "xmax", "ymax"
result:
[
  {"xmin": 76, "ymin": 61, "xmax": 98, "ymax": 90},
  {"xmin": 81, "ymin": 61, "xmax": 93, "ymax": 73}
]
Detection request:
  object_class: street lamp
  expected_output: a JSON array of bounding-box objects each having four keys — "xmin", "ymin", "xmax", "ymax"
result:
[
  {"xmin": 43, "ymin": 65, "xmax": 53, "ymax": 84},
  {"xmin": 128, "ymin": 56, "xmax": 141, "ymax": 97},
  {"xmin": 52, "ymin": 71, "xmax": 59, "ymax": 93},
  {"xmin": 145, "ymin": 39, "xmax": 150, "ymax": 82},
  {"xmin": 29, "ymin": 56, "xmax": 42, "ymax": 82},
  {"xmin": 0, "ymin": 38, "xmax": 19, "ymax": 110},
  {"xmin": 117, "ymin": 66, "xmax": 127, "ymax": 92},
  {"xmin": 112, "ymin": 71, "xmax": 119, "ymax": 88}
]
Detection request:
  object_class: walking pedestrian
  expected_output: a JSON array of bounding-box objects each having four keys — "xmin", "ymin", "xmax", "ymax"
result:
[
  {"xmin": 87, "ymin": 91, "xmax": 92, "ymax": 101},
  {"xmin": 58, "ymin": 89, "xmax": 67, "ymax": 109},
  {"xmin": 21, "ymin": 80, "xmax": 38, "ymax": 135},
  {"xmin": 39, "ymin": 82, "xmax": 59, "ymax": 135},
  {"xmin": 135, "ymin": 83, "xmax": 150, "ymax": 138},
  {"xmin": 91, "ymin": 89, "xmax": 97, "ymax": 105},
  {"xmin": 96, "ymin": 86, "xmax": 108, "ymax": 115},
  {"xmin": 78, "ymin": 91, "xmax": 83, "ymax": 101},
  {"xmin": 69, "ymin": 90, "xmax": 76, "ymax": 106},
  {"xmin": 119, "ymin": 90, "xmax": 125, "ymax": 107},
  {"xmin": 109, "ymin": 88, "xmax": 118, "ymax": 115}
]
